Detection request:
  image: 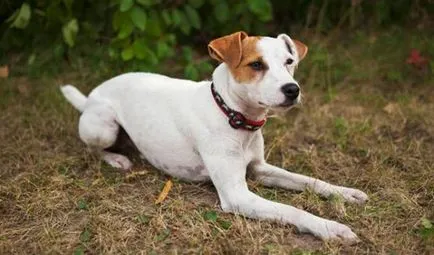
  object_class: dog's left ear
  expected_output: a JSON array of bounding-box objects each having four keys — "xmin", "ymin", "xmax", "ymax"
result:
[
  {"xmin": 278, "ymin": 34, "xmax": 308, "ymax": 61},
  {"xmin": 208, "ymin": 31, "xmax": 248, "ymax": 67}
]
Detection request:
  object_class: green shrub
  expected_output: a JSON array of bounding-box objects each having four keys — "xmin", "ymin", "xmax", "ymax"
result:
[{"xmin": 0, "ymin": 0, "xmax": 431, "ymax": 78}]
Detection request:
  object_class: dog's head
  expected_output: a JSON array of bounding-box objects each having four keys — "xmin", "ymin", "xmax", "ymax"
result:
[{"xmin": 208, "ymin": 31, "xmax": 308, "ymax": 109}]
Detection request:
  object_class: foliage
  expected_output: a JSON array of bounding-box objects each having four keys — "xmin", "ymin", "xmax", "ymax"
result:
[
  {"xmin": 0, "ymin": 0, "xmax": 431, "ymax": 79},
  {"xmin": 419, "ymin": 217, "xmax": 434, "ymax": 241}
]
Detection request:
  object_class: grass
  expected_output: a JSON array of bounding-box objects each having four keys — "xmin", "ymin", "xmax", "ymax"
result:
[{"xmin": 0, "ymin": 29, "xmax": 433, "ymax": 254}]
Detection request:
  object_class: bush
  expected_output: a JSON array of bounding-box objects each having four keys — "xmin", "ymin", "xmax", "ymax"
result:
[{"xmin": 0, "ymin": 0, "xmax": 431, "ymax": 78}]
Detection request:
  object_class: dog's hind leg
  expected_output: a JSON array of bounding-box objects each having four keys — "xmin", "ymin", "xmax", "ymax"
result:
[{"xmin": 78, "ymin": 103, "xmax": 133, "ymax": 170}]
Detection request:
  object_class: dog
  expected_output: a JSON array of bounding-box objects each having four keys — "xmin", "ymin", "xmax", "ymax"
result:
[{"xmin": 61, "ymin": 31, "xmax": 368, "ymax": 242}]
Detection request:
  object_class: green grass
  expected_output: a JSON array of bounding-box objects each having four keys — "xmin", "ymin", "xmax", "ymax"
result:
[{"xmin": 0, "ymin": 28, "xmax": 433, "ymax": 254}]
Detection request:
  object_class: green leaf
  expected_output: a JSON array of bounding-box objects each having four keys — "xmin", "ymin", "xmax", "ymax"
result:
[
  {"xmin": 130, "ymin": 6, "xmax": 147, "ymax": 31},
  {"xmin": 136, "ymin": 0, "xmax": 152, "ymax": 7},
  {"xmin": 132, "ymin": 39, "xmax": 148, "ymax": 59},
  {"xmin": 121, "ymin": 46, "xmax": 134, "ymax": 61},
  {"xmin": 421, "ymin": 217, "xmax": 433, "ymax": 229},
  {"xmin": 79, "ymin": 228, "xmax": 91, "ymax": 242},
  {"xmin": 198, "ymin": 61, "xmax": 214, "ymax": 74},
  {"xmin": 53, "ymin": 44, "xmax": 65, "ymax": 58},
  {"xmin": 189, "ymin": 0, "xmax": 204, "ymax": 8},
  {"xmin": 120, "ymin": 0, "xmax": 134, "ymax": 12},
  {"xmin": 63, "ymin": 0, "xmax": 74, "ymax": 12},
  {"xmin": 203, "ymin": 210, "xmax": 218, "ymax": 222},
  {"xmin": 110, "ymin": 37, "xmax": 130, "ymax": 49},
  {"xmin": 112, "ymin": 11, "xmax": 129, "ymax": 31},
  {"xmin": 77, "ymin": 199, "xmax": 88, "ymax": 210},
  {"xmin": 178, "ymin": 11, "xmax": 191, "ymax": 35},
  {"xmin": 214, "ymin": 2, "xmax": 229, "ymax": 23},
  {"xmin": 264, "ymin": 244, "xmax": 278, "ymax": 253},
  {"xmin": 184, "ymin": 5, "xmax": 201, "ymax": 29},
  {"xmin": 117, "ymin": 20, "xmax": 133, "ymax": 39},
  {"xmin": 62, "ymin": 19, "xmax": 79, "ymax": 47},
  {"xmin": 419, "ymin": 217, "xmax": 434, "ymax": 241},
  {"xmin": 247, "ymin": 0, "xmax": 273, "ymax": 21},
  {"xmin": 108, "ymin": 47, "xmax": 118, "ymax": 58},
  {"xmin": 161, "ymin": 10, "xmax": 172, "ymax": 26},
  {"xmin": 137, "ymin": 214, "xmax": 150, "ymax": 224},
  {"xmin": 166, "ymin": 34, "xmax": 176, "ymax": 45},
  {"xmin": 146, "ymin": 11, "xmax": 162, "ymax": 37},
  {"xmin": 185, "ymin": 65, "xmax": 199, "ymax": 80},
  {"xmin": 218, "ymin": 219, "xmax": 232, "ymax": 230},
  {"xmin": 182, "ymin": 46, "xmax": 194, "ymax": 62},
  {"xmin": 27, "ymin": 54, "xmax": 36, "ymax": 65},
  {"xmin": 34, "ymin": 8, "xmax": 45, "ymax": 17},
  {"xmin": 171, "ymin": 9, "xmax": 182, "ymax": 27},
  {"xmin": 154, "ymin": 229, "xmax": 170, "ymax": 241},
  {"xmin": 157, "ymin": 42, "xmax": 170, "ymax": 58},
  {"xmin": 146, "ymin": 49, "xmax": 159, "ymax": 65},
  {"xmin": 73, "ymin": 245, "xmax": 85, "ymax": 255},
  {"xmin": 9, "ymin": 3, "xmax": 32, "ymax": 29}
]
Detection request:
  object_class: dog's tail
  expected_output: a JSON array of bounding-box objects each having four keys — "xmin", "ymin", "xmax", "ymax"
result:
[{"xmin": 60, "ymin": 85, "xmax": 87, "ymax": 112}]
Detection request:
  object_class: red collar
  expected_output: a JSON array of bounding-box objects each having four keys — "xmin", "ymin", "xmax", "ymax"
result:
[{"xmin": 211, "ymin": 83, "xmax": 266, "ymax": 131}]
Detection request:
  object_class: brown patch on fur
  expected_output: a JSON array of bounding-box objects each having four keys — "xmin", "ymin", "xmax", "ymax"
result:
[
  {"xmin": 229, "ymin": 36, "xmax": 264, "ymax": 84},
  {"xmin": 208, "ymin": 32, "xmax": 264, "ymax": 84},
  {"xmin": 293, "ymin": 40, "xmax": 308, "ymax": 60},
  {"xmin": 208, "ymin": 32, "xmax": 248, "ymax": 67}
]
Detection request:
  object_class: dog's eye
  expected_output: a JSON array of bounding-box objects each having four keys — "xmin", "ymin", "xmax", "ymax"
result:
[
  {"xmin": 248, "ymin": 61, "xmax": 265, "ymax": 71},
  {"xmin": 286, "ymin": 58, "xmax": 294, "ymax": 65}
]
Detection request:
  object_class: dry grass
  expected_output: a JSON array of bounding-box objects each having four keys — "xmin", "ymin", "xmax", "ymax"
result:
[{"xmin": 1, "ymin": 30, "xmax": 433, "ymax": 254}]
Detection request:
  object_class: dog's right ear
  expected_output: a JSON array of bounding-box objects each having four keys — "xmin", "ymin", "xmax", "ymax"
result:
[
  {"xmin": 208, "ymin": 31, "xmax": 248, "ymax": 67},
  {"xmin": 278, "ymin": 34, "xmax": 308, "ymax": 61}
]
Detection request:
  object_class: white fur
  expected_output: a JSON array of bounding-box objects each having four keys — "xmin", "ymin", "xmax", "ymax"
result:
[
  {"xmin": 61, "ymin": 85, "xmax": 87, "ymax": 111},
  {"xmin": 61, "ymin": 34, "xmax": 367, "ymax": 242},
  {"xmin": 256, "ymin": 36, "xmax": 300, "ymax": 107}
]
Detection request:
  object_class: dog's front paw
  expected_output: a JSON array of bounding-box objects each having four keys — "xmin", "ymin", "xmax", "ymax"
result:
[
  {"xmin": 338, "ymin": 187, "xmax": 368, "ymax": 204},
  {"xmin": 309, "ymin": 219, "xmax": 359, "ymax": 243}
]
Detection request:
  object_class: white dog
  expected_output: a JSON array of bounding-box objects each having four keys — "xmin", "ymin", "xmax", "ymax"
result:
[{"xmin": 61, "ymin": 31, "xmax": 368, "ymax": 241}]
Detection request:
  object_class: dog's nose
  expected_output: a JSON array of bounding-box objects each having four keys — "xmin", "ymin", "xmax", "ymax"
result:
[{"xmin": 281, "ymin": 83, "xmax": 300, "ymax": 100}]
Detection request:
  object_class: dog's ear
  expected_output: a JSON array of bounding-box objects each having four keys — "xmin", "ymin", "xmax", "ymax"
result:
[
  {"xmin": 278, "ymin": 34, "xmax": 308, "ymax": 61},
  {"xmin": 293, "ymin": 40, "xmax": 308, "ymax": 61},
  {"xmin": 208, "ymin": 31, "xmax": 248, "ymax": 67}
]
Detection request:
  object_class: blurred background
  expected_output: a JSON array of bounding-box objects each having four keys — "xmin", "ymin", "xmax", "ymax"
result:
[
  {"xmin": 0, "ymin": 1, "xmax": 433, "ymax": 254},
  {"xmin": 0, "ymin": 0, "xmax": 433, "ymax": 80}
]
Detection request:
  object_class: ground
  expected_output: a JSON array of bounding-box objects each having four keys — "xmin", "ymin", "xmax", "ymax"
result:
[{"xmin": 0, "ymin": 29, "xmax": 433, "ymax": 254}]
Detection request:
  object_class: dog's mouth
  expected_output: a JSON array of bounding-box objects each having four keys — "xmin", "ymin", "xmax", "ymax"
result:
[
  {"xmin": 258, "ymin": 101, "xmax": 267, "ymax": 107},
  {"xmin": 278, "ymin": 100, "xmax": 296, "ymax": 108},
  {"xmin": 259, "ymin": 99, "xmax": 299, "ymax": 109}
]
